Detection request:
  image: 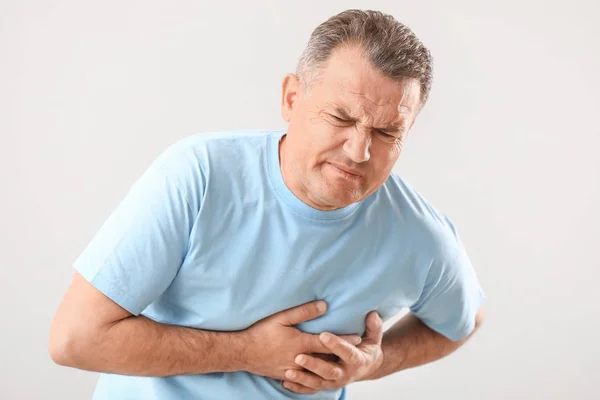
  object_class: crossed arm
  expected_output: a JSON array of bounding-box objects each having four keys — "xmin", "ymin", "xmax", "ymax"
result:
[{"xmin": 49, "ymin": 272, "xmax": 484, "ymax": 393}]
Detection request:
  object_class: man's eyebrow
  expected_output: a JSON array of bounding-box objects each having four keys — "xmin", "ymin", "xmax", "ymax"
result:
[
  {"xmin": 333, "ymin": 107, "xmax": 355, "ymax": 120},
  {"xmin": 332, "ymin": 106, "xmax": 404, "ymax": 133},
  {"xmin": 375, "ymin": 123, "xmax": 403, "ymax": 133}
]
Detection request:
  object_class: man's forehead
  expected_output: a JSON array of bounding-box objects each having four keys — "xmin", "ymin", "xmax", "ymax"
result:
[
  {"xmin": 323, "ymin": 76, "xmax": 420, "ymax": 114},
  {"xmin": 325, "ymin": 90, "xmax": 417, "ymax": 120}
]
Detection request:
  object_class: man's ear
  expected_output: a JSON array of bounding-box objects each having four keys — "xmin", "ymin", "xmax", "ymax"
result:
[{"xmin": 281, "ymin": 73, "xmax": 301, "ymax": 123}]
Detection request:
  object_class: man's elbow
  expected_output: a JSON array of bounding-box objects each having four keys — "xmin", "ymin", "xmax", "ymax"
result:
[
  {"xmin": 48, "ymin": 318, "xmax": 90, "ymax": 368},
  {"xmin": 474, "ymin": 304, "xmax": 485, "ymax": 330},
  {"xmin": 48, "ymin": 323, "xmax": 75, "ymax": 366}
]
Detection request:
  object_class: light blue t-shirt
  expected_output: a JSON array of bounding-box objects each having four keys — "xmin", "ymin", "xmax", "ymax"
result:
[{"xmin": 74, "ymin": 130, "xmax": 485, "ymax": 400}]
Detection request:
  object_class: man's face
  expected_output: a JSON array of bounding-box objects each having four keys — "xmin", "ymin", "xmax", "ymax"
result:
[{"xmin": 280, "ymin": 45, "xmax": 422, "ymax": 210}]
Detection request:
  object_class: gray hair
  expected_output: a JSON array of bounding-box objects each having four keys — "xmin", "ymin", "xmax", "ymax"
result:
[{"xmin": 296, "ymin": 9, "xmax": 434, "ymax": 105}]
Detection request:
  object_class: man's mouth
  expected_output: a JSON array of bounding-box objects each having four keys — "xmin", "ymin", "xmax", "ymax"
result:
[{"xmin": 327, "ymin": 163, "xmax": 363, "ymax": 178}]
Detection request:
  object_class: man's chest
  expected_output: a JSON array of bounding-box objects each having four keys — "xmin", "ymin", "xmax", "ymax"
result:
[{"xmin": 144, "ymin": 211, "xmax": 427, "ymax": 336}]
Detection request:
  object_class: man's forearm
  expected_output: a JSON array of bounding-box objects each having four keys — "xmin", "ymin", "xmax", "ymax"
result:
[
  {"xmin": 361, "ymin": 312, "xmax": 479, "ymax": 381},
  {"xmin": 56, "ymin": 315, "xmax": 247, "ymax": 377}
]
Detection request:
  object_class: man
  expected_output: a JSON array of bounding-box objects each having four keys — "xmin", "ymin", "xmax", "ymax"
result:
[{"xmin": 49, "ymin": 9, "xmax": 485, "ymax": 400}]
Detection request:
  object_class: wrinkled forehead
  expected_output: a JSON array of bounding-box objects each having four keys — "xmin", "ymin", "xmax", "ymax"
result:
[{"xmin": 321, "ymin": 72, "xmax": 421, "ymax": 121}]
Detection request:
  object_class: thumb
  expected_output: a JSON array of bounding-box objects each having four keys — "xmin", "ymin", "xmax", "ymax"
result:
[
  {"xmin": 274, "ymin": 300, "xmax": 327, "ymax": 326},
  {"xmin": 363, "ymin": 311, "xmax": 383, "ymax": 344}
]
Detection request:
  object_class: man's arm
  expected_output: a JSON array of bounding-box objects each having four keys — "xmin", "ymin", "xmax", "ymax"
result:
[
  {"xmin": 361, "ymin": 221, "xmax": 487, "ymax": 380},
  {"xmin": 49, "ymin": 273, "xmax": 247, "ymax": 376},
  {"xmin": 284, "ymin": 223, "xmax": 486, "ymax": 393},
  {"xmin": 281, "ymin": 307, "xmax": 484, "ymax": 394},
  {"xmin": 362, "ymin": 306, "xmax": 485, "ymax": 381},
  {"xmin": 49, "ymin": 273, "xmax": 360, "ymax": 378}
]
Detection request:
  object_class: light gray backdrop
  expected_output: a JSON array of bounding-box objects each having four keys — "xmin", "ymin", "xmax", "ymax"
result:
[{"xmin": 1, "ymin": 0, "xmax": 598, "ymax": 399}]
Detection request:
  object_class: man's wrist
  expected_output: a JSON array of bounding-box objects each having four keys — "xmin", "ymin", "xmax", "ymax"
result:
[
  {"xmin": 188, "ymin": 329, "xmax": 250, "ymax": 374},
  {"xmin": 227, "ymin": 330, "xmax": 251, "ymax": 373}
]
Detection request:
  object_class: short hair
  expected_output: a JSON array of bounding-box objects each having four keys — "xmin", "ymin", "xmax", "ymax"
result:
[{"xmin": 296, "ymin": 9, "xmax": 434, "ymax": 105}]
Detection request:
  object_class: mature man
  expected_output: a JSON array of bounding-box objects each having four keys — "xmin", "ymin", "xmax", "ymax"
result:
[{"xmin": 49, "ymin": 9, "xmax": 485, "ymax": 400}]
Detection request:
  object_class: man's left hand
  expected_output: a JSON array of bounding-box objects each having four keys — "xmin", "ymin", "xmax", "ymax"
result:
[{"xmin": 283, "ymin": 311, "xmax": 384, "ymax": 394}]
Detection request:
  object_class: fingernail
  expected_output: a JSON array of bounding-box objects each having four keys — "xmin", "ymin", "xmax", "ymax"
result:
[
  {"xmin": 295, "ymin": 355, "xmax": 306, "ymax": 365},
  {"xmin": 320, "ymin": 332, "xmax": 332, "ymax": 343},
  {"xmin": 317, "ymin": 301, "xmax": 327, "ymax": 312},
  {"xmin": 286, "ymin": 370, "xmax": 296, "ymax": 379}
]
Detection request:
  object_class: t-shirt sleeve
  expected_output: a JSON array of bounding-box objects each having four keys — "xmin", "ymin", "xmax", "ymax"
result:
[
  {"xmin": 73, "ymin": 145, "xmax": 201, "ymax": 315},
  {"xmin": 409, "ymin": 219, "xmax": 485, "ymax": 342}
]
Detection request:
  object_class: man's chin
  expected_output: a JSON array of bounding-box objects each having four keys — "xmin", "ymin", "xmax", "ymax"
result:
[{"xmin": 318, "ymin": 190, "xmax": 363, "ymax": 209}]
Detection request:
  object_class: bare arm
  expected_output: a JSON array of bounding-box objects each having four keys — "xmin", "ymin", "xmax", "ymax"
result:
[
  {"xmin": 48, "ymin": 273, "xmax": 247, "ymax": 376},
  {"xmin": 361, "ymin": 306, "xmax": 485, "ymax": 381},
  {"xmin": 48, "ymin": 273, "xmax": 360, "ymax": 378}
]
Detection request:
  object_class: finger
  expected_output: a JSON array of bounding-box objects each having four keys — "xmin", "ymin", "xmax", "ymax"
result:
[
  {"xmin": 304, "ymin": 333, "xmax": 360, "ymax": 355},
  {"xmin": 364, "ymin": 311, "xmax": 383, "ymax": 344},
  {"xmin": 320, "ymin": 332, "xmax": 365, "ymax": 365},
  {"xmin": 295, "ymin": 354, "xmax": 344, "ymax": 381},
  {"xmin": 285, "ymin": 369, "xmax": 332, "ymax": 390},
  {"xmin": 304, "ymin": 333, "xmax": 337, "ymax": 354},
  {"xmin": 275, "ymin": 301, "xmax": 327, "ymax": 326},
  {"xmin": 339, "ymin": 334, "xmax": 362, "ymax": 346},
  {"xmin": 282, "ymin": 380, "xmax": 318, "ymax": 394}
]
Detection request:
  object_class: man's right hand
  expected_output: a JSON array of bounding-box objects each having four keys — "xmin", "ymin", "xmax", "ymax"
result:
[{"xmin": 241, "ymin": 301, "xmax": 361, "ymax": 381}]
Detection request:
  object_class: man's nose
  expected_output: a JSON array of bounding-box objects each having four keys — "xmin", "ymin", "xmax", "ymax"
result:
[{"xmin": 343, "ymin": 128, "xmax": 371, "ymax": 163}]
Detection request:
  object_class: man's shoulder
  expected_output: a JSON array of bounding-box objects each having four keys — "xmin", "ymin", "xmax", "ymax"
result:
[
  {"xmin": 382, "ymin": 172, "xmax": 446, "ymax": 220},
  {"xmin": 382, "ymin": 172, "xmax": 461, "ymax": 256},
  {"xmin": 169, "ymin": 129, "xmax": 281, "ymax": 153},
  {"xmin": 144, "ymin": 129, "xmax": 280, "ymax": 207},
  {"xmin": 154, "ymin": 129, "xmax": 280, "ymax": 172}
]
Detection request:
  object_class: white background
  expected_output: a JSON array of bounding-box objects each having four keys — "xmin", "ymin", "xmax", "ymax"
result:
[{"xmin": 1, "ymin": 0, "xmax": 599, "ymax": 398}]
